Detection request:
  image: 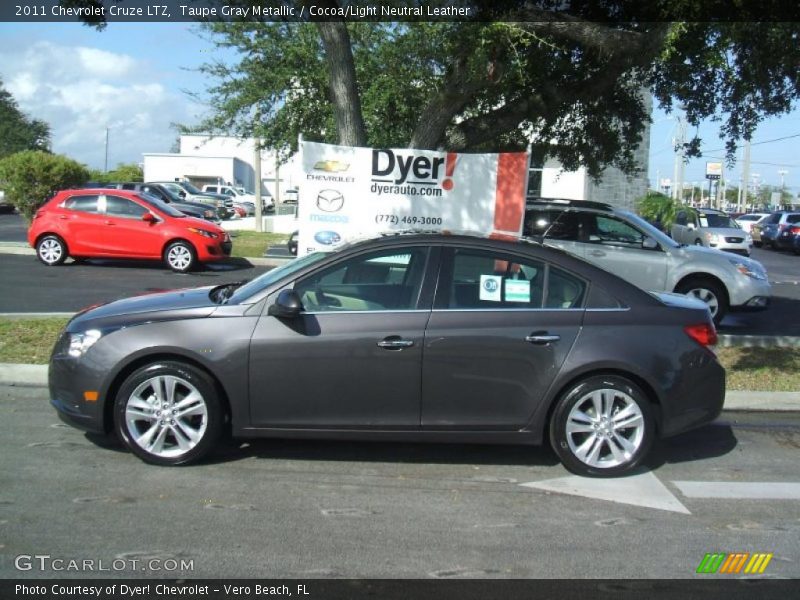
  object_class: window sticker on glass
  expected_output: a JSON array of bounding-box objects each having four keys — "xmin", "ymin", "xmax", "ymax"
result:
[
  {"xmin": 479, "ymin": 275, "xmax": 502, "ymax": 302},
  {"xmin": 505, "ymin": 279, "xmax": 530, "ymax": 303}
]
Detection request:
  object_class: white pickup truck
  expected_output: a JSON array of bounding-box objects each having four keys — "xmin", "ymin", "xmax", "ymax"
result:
[{"xmin": 202, "ymin": 184, "xmax": 273, "ymax": 208}]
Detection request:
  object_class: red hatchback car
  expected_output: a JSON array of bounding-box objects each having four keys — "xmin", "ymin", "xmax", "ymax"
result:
[{"xmin": 28, "ymin": 189, "xmax": 232, "ymax": 272}]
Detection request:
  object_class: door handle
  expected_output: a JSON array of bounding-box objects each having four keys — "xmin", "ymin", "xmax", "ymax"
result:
[
  {"xmin": 377, "ymin": 337, "xmax": 414, "ymax": 350},
  {"xmin": 105, "ymin": 221, "xmax": 116, "ymax": 226},
  {"xmin": 525, "ymin": 333, "xmax": 560, "ymax": 345},
  {"xmin": 58, "ymin": 215, "xmax": 69, "ymax": 220}
]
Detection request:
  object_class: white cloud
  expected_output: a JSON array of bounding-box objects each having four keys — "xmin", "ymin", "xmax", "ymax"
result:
[{"xmin": 0, "ymin": 41, "xmax": 201, "ymax": 170}]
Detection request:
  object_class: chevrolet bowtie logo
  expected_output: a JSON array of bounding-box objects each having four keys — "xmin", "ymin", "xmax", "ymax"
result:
[{"xmin": 313, "ymin": 160, "xmax": 350, "ymax": 172}]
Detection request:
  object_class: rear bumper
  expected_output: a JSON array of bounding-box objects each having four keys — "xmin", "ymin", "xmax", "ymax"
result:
[{"xmin": 659, "ymin": 353, "xmax": 726, "ymax": 438}]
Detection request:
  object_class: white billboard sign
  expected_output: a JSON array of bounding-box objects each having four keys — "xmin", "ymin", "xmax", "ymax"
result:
[{"xmin": 297, "ymin": 141, "xmax": 528, "ymax": 256}]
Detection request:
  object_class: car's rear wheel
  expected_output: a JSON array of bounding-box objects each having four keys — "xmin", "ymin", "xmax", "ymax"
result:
[
  {"xmin": 675, "ymin": 277, "xmax": 728, "ymax": 325},
  {"xmin": 164, "ymin": 241, "xmax": 196, "ymax": 272},
  {"xmin": 550, "ymin": 375, "xmax": 654, "ymax": 477},
  {"xmin": 694, "ymin": 239, "xmax": 703, "ymax": 246},
  {"xmin": 36, "ymin": 234, "xmax": 67, "ymax": 266},
  {"xmin": 114, "ymin": 361, "xmax": 223, "ymax": 466}
]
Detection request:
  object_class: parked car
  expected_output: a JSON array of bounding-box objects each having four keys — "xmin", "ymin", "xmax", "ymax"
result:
[
  {"xmin": 202, "ymin": 184, "xmax": 274, "ymax": 212},
  {"xmin": 231, "ymin": 203, "xmax": 247, "ymax": 218},
  {"xmin": 287, "ymin": 230, "xmax": 298, "ymax": 255},
  {"xmin": 97, "ymin": 182, "xmax": 223, "ymax": 223},
  {"xmin": 48, "ymin": 232, "xmax": 724, "ymax": 477},
  {"xmin": 734, "ymin": 212, "xmax": 770, "ymax": 235},
  {"xmin": 671, "ymin": 207, "xmax": 752, "ymax": 256},
  {"xmin": 793, "ymin": 228, "xmax": 800, "ymax": 255},
  {"xmin": 524, "ymin": 199, "xmax": 770, "ymax": 324},
  {"xmin": 758, "ymin": 211, "xmax": 800, "ymax": 250},
  {"xmin": 148, "ymin": 181, "xmax": 236, "ymax": 220},
  {"xmin": 28, "ymin": 188, "xmax": 231, "ymax": 272}
]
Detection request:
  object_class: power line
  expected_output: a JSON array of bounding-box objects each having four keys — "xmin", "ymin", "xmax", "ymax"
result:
[{"xmin": 700, "ymin": 132, "xmax": 800, "ymax": 154}]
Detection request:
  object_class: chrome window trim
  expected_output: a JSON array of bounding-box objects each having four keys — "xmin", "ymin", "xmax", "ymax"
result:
[{"xmin": 300, "ymin": 309, "xmax": 432, "ymax": 316}]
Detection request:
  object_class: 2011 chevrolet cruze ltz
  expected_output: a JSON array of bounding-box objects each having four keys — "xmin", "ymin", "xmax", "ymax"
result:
[{"xmin": 49, "ymin": 233, "xmax": 725, "ymax": 477}]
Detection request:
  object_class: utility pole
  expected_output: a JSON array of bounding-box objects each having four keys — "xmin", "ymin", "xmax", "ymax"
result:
[
  {"xmin": 254, "ymin": 138, "xmax": 263, "ymax": 233},
  {"xmin": 778, "ymin": 169, "xmax": 788, "ymax": 207},
  {"xmin": 740, "ymin": 139, "xmax": 751, "ymax": 211},
  {"xmin": 104, "ymin": 127, "xmax": 109, "ymax": 173},
  {"xmin": 671, "ymin": 115, "xmax": 686, "ymax": 201}
]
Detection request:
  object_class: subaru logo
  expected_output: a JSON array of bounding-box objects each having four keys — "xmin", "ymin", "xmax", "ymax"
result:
[
  {"xmin": 316, "ymin": 189, "xmax": 345, "ymax": 213},
  {"xmin": 314, "ymin": 231, "xmax": 342, "ymax": 246}
]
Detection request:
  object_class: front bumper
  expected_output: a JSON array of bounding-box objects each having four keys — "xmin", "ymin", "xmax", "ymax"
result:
[
  {"xmin": 727, "ymin": 275, "xmax": 771, "ymax": 312},
  {"xmin": 49, "ymin": 353, "xmax": 108, "ymax": 435}
]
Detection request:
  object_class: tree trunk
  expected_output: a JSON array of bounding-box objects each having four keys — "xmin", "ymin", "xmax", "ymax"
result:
[{"xmin": 315, "ymin": 19, "xmax": 366, "ymax": 147}]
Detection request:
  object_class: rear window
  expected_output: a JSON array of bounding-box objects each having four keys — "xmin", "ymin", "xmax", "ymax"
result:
[
  {"xmin": 63, "ymin": 195, "xmax": 99, "ymax": 213},
  {"xmin": 787, "ymin": 214, "xmax": 800, "ymax": 224}
]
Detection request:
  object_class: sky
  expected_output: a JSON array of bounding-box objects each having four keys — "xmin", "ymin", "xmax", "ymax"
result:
[{"xmin": 1, "ymin": 21, "xmax": 798, "ymax": 195}]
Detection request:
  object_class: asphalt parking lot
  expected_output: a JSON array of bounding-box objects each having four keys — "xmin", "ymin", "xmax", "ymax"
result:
[{"xmin": 1, "ymin": 385, "xmax": 799, "ymax": 579}]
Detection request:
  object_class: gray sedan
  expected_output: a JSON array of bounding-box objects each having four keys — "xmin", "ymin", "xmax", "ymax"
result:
[{"xmin": 49, "ymin": 234, "xmax": 725, "ymax": 477}]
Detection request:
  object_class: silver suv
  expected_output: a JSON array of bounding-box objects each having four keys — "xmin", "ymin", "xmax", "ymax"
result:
[
  {"xmin": 524, "ymin": 200, "xmax": 770, "ymax": 324},
  {"xmin": 672, "ymin": 207, "xmax": 752, "ymax": 256}
]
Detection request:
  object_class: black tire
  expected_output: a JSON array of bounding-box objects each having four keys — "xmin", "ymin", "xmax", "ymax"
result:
[
  {"xmin": 550, "ymin": 375, "xmax": 655, "ymax": 477},
  {"xmin": 694, "ymin": 239, "xmax": 703, "ymax": 246},
  {"xmin": 36, "ymin": 234, "xmax": 68, "ymax": 266},
  {"xmin": 675, "ymin": 277, "xmax": 729, "ymax": 326},
  {"xmin": 163, "ymin": 241, "xmax": 196, "ymax": 273},
  {"xmin": 114, "ymin": 361, "xmax": 223, "ymax": 466}
]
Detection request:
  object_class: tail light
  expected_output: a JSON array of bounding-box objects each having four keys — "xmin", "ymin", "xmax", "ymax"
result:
[
  {"xmin": 790, "ymin": 226, "xmax": 800, "ymax": 235},
  {"xmin": 684, "ymin": 323, "xmax": 718, "ymax": 347}
]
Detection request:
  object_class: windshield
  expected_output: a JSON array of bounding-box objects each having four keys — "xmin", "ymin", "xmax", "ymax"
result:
[
  {"xmin": 618, "ymin": 211, "xmax": 680, "ymax": 248},
  {"xmin": 179, "ymin": 181, "xmax": 203, "ymax": 195},
  {"xmin": 700, "ymin": 214, "xmax": 739, "ymax": 229},
  {"xmin": 228, "ymin": 252, "xmax": 329, "ymax": 303},
  {"xmin": 136, "ymin": 193, "xmax": 186, "ymax": 218}
]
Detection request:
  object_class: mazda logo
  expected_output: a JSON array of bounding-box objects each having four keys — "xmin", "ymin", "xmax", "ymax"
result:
[{"xmin": 316, "ymin": 189, "xmax": 345, "ymax": 213}]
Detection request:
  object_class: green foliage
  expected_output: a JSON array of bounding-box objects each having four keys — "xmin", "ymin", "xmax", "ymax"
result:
[
  {"xmin": 88, "ymin": 162, "xmax": 144, "ymax": 184},
  {"xmin": 0, "ymin": 151, "xmax": 89, "ymax": 222},
  {"xmin": 191, "ymin": 15, "xmax": 799, "ymax": 177},
  {"xmin": 0, "ymin": 78, "xmax": 51, "ymax": 159},
  {"xmin": 636, "ymin": 191, "xmax": 689, "ymax": 230}
]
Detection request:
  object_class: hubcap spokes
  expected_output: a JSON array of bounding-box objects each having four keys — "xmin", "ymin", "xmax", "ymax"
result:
[
  {"xmin": 566, "ymin": 389, "xmax": 644, "ymax": 469},
  {"xmin": 125, "ymin": 375, "xmax": 207, "ymax": 458},
  {"xmin": 40, "ymin": 239, "xmax": 62, "ymax": 263},
  {"xmin": 168, "ymin": 247, "xmax": 191, "ymax": 270},
  {"xmin": 687, "ymin": 288, "xmax": 719, "ymax": 316}
]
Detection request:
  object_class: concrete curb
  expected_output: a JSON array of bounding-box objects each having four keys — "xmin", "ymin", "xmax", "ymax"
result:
[{"xmin": 0, "ymin": 363, "xmax": 798, "ymax": 410}]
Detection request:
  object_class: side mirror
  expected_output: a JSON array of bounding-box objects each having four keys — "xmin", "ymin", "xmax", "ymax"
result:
[
  {"xmin": 687, "ymin": 222, "xmax": 696, "ymax": 231},
  {"xmin": 142, "ymin": 212, "xmax": 156, "ymax": 223},
  {"xmin": 178, "ymin": 191, "xmax": 186, "ymax": 199},
  {"xmin": 642, "ymin": 237, "xmax": 659, "ymax": 250},
  {"xmin": 268, "ymin": 289, "xmax": 303, "ymax": 319}
]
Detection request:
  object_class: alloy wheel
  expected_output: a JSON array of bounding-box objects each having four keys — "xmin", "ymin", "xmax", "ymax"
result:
[
  {"xmin": 565, "ymin": 388, "xmax": 645, "ymax": 470},
  {"xmin": 124, "ymin": 374, "xmax": 208, "ymax": 459}
]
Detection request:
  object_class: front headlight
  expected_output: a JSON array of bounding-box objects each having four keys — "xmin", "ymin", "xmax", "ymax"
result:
[
  {"xmin": 729, "ymin": 258, "xmax": 767, "ymax": 281},
  {"xmin": 68, "ymin": 330, "xmax": 102, "ymax": 357},
  {"xmin": 704, "ymin": 232, "xmax": 721, "ymax": 243},
  {"xmin": 188, "ymin": 227, "xmax": 218, "ymax": 239}
]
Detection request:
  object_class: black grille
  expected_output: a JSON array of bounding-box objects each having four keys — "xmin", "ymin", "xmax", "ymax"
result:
[{"xmin": 725, "ymin": 237, "xmax": 744, "ymax": 243}]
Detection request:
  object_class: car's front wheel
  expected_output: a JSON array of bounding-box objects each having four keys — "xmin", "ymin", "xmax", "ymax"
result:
[
  {"xmin": 550, "ymin": 375, "xmax": 654, "ymax": 477},
  {"xmin": 36, "ymin": 234, "xmax": 68, "ymax": 266},
  {"xmin": 675, "ymin": 277, "xmax": 728, "ymax": 325},
  {"xmin": 114, "ymin": 361, "xmax": 223, "ymax": 466},
  {"xmin": 164, "ymin": 241, "xmax": 196, "ymax": 272}
]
